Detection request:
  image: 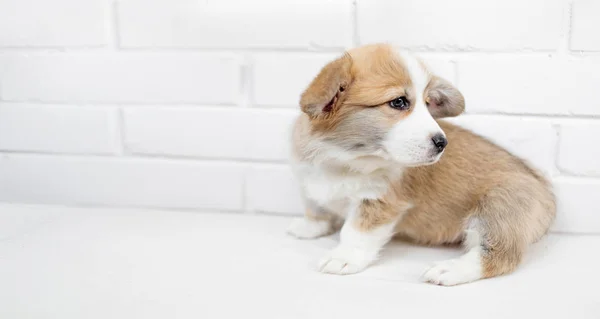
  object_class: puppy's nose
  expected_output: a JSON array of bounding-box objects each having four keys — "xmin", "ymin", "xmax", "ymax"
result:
[{"xmin": 431, "ymin": 134, "xmax": 448, "ymax": 152}]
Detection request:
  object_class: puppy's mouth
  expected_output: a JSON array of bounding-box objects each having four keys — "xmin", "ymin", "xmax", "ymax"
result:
[
  {"xmin": 424, "ymin": 151, "xmax": 444, "ymax": 165},
  {"xmin": 377, "ymin": 147, "xmax": 444, "ymax": 167},
  {"xmin": 400, "ymin": 152, "xmax": 444, "ymax": 167}
]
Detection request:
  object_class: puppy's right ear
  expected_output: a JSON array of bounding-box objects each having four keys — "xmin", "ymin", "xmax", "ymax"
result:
[{"xmin": 300, "ymin": 54, "xmax": 352, "ymax": 118}]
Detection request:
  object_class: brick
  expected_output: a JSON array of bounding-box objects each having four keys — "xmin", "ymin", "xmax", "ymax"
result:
[
  {"xmin": 0, "ymin": 54, "xmax": 240, "ymax": 104},
  {"xmin": 553, "ymin": 177, "xmax": 600, "ymax": 233},
  {"xmin": 420, "ymin": 58, "xmax": 457, "ymax": 85},
  {"xmin": 252, "ymin": 54, "xmax": 455, "ymax": 107},
  {"xmin": 118, "ymin": 0, "xmax": 352, "ymax": 49},
  {"xmin": 0, "ymin": 103, "xmax": 118, "ymax": 154},
  {"xmin": 246, "ymin": 165, "xmax": 303, "ymax": 215},
  {"xmin": 124, "ymin": 108, "xmax": 298, "ymax": 161},
  {"xmin": 558, "ymin": 123, "xmax": 600, "ymax": 177},
  {"xmin": 357, "ymin": 0, "xmax": 563, "ymax": 51},
  {"xmin": 0, "ymin": 155, "xmax": 244, "ymax": 211},
  {"xmin": 252, "ymin": 54, "xmax": 338, "ymax": 107},
  {"xmin": 447, "ymin": 115, "xmax": 557, "ymax": 176},
  {"xmin": 571, "ymin": 0, "xmax": 600, "ymax": 51},
  {"xmin": 0, "ymin": 0, "xmax": 108, "ymax": 47},
  {"xmin": 458, "ymin": 57, "xmax": 600, "ymax": 116}
]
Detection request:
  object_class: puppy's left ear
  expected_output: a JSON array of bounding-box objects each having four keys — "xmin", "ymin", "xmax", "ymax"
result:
[{"xmin": 425, "ymin": 76, "xmax": 465, "ymax": 118}]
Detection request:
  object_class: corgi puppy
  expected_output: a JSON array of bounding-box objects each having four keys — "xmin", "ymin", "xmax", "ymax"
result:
[{"xmin": 287, "ymin": 44, "xmax": 556, "ymax": 286}]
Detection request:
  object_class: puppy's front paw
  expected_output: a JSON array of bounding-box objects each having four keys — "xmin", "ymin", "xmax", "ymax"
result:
[
  {"xmin": 286, "ymin": 218, "xmax": 332, "ymax": 239},
  {"xmin": 318, "ymin": 245, "xmax": 376, "ymax": 275},
  {"xmin": 421, "ymin": 257, "xmax": 482, "ymax": 286}
]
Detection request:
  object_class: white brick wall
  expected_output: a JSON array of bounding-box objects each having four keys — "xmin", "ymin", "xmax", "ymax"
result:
[
  {"xmin": 0, "ymin": 103, "xmax": 119, "ymax": 154},
  {"xmin": 0, "ymin": 0, "xmax": 599, "ymax": 234},
  {"xmin": 117, "ymin": 0, "xmax": 353, "ymax": 49},
  {"xmin": 252, "ymin": 53, "xmax": 340, "ymax": 107},
  {"xmin": 570, "ymin": 0, "xmax": 600, "ymax": 51},
  {"xmin": 123, "ymin": 107, "xmax": 297, "ymax": 160},
  {"xmin": 246, "ymin": 165, "xmax": 303, "ymax": 215},
  {"xmin": 458, "ymin": 57, "xmax": 600, "ymax": 116},
  {"xmin": 0, "ymin": 53, "xmax": 241, "ymax": 104},
  {"xmin": 554, "ymin": 177, "xmax": 600, "ymax": 233},
  {"xmin": 0, "ymin": 0, "xmax": 109, "ymax": 47},
  {"xmin": 558, "ymin": 123, "xmax": 600, "ymax": 177},
  {"xmin": 0, "ymin": 154, "xmax": 244, "ymax": 211},
  {"xmin": 357, "ymin": 0, "xmax": 564, "ymax": 51}
]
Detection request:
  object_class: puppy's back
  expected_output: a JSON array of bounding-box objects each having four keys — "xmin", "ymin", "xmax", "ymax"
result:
[{"xmin": 395, "ymin": 120, "xmax": 556, "ymax": 245}]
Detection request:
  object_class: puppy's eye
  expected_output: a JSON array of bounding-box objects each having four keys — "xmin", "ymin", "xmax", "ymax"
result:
[{"xmin": 389, "ymin": 96, "xmax": 410, "ymax": 110}]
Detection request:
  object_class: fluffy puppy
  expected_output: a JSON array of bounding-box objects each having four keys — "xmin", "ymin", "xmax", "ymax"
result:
[{"xmin": 287, "ymin": 43, "xmax": 555, "ymax": 286}]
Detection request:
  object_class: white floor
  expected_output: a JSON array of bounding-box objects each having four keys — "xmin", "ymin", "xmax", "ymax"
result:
[{"xmin": 0, "ymin": 203, "xmax": 598, "ymax": 319}]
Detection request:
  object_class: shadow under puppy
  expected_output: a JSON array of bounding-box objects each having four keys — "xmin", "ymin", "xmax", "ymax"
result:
[{"xmin": 287, "ymin": 43, "xmax": 556, "ymax": 286}]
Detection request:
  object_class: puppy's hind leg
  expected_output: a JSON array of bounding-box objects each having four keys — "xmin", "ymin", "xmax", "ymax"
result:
[
  {"xmin": 287, "ymin": 203, "xmax": 340, "ymax": 239},
  {"xmin": 421, "ymin": 218, "xmax": 489, "ymax": 286},
  {"xmin": 421, "ymin": 186, "xmax": 548, "ymax": 286}
]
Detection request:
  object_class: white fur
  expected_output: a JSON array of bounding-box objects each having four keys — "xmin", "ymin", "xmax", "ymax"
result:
[
  {"xmin": 294, "ymin": 161, "xmax": 398, "ymax": 214},
  {"xmin": 286, "ymin": 217, "xmax": 333, "ymax": 239},
  {"xmin": 382, "ymin": 51, "xmax": 445, "ymax": 166},
  {"xmin": 318, "ymin": 206, "xmax": 398, "ymax": 275},
  {"xmin": 421, "ymin": 227, "xmax": 484, "ymax": 286},
  {"xmin": 291, "ymin": 137, "xmax": 404, "ymax": 217}
]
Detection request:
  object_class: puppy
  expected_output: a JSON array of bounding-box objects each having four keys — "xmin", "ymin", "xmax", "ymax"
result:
[{"xmin": 287, "ymin": 44, "xmax": 556, "ymax": 286}]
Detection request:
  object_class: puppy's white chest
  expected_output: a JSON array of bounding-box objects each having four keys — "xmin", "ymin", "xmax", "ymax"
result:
[{"xmin": 297, "ymin": 164, "xmax": 391, "ymax": 211}]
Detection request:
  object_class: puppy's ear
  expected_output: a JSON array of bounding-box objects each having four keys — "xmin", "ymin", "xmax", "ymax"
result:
[
  {"xmin": 300, "ymin": 54, "xmax": 352, "ymax": 118},
  {"xmin": 425, "ymin": 76, "xmax": 465, "ymax": 118}
]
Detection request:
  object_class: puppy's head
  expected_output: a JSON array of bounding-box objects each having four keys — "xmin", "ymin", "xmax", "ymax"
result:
[{"xmin": 300, "ymin": 44, "xmax": 464, "ymax": 167}]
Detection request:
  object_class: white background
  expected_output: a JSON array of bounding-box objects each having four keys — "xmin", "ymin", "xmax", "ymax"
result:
[{"xmin": 0, "ymin": 0, "xmax": 599, "ymax": 234}]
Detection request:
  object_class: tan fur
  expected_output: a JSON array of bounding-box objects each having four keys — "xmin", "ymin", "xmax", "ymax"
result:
[
  {"xmin": 394, "ymin": 121, "xmax": 555, "ymax": 245},
  {"xmin": 292, "ymin": 44, "xmax": 556, "ymax": 281},
  {"xmin": 300, "ymin": 44, "xmax": 414, "ymax": 134},
  {"xmin": 355, "ymin": 191, "xmax": 412, "ymax": 232}
]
